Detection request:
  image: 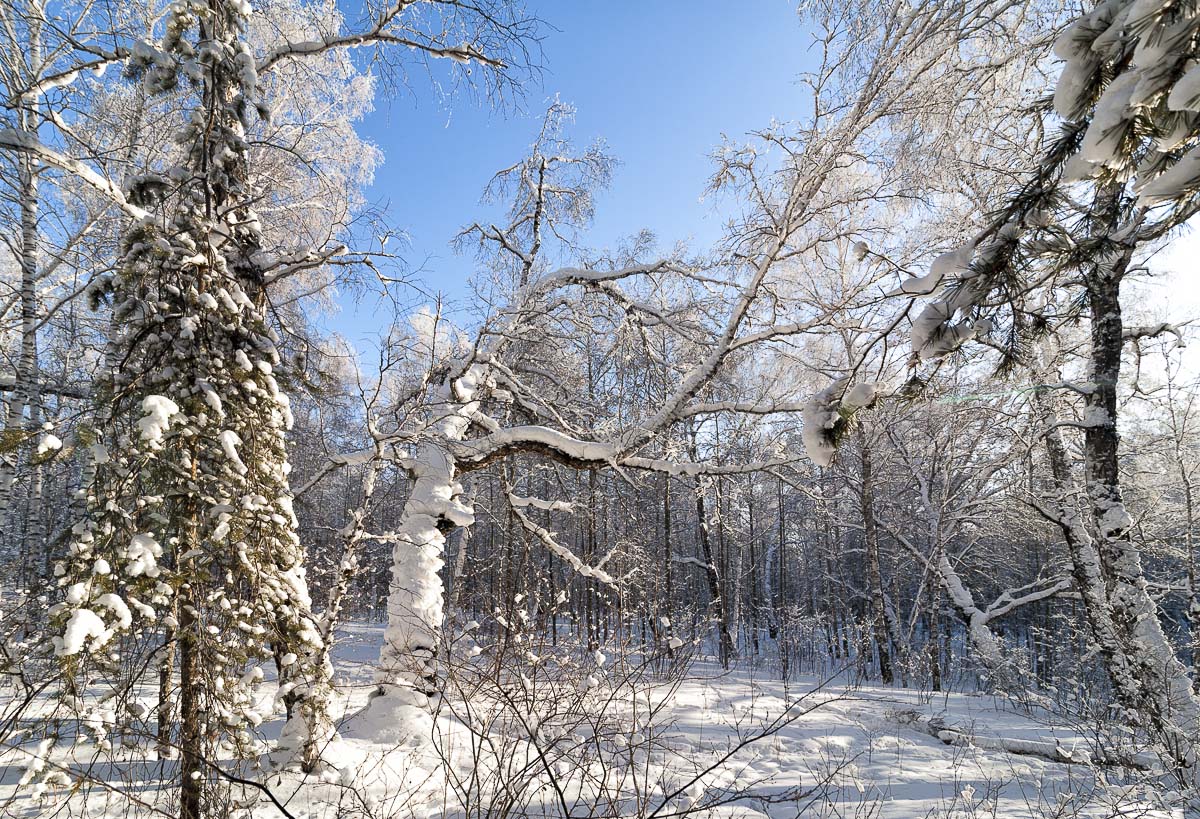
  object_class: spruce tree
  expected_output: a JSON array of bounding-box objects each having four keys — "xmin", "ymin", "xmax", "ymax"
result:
[{"xmin": 49, "ymin": 0, "xmax": 334, "ymax": 813}]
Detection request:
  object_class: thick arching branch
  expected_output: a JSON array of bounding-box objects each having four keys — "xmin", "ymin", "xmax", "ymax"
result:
[{"xmin": 0, "ymin": 129, "xmax": 148, "ymax": 220}]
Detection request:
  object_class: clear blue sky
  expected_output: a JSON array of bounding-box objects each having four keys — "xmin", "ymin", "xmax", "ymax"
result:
[{"xmin": 334, "ymin": 0, "xmax": 814, "ymax": 344}]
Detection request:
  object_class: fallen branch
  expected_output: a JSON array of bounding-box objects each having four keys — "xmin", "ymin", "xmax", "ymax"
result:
[{"xmin": 890, "ymin": 709, "xmax": 1152, "ymax": 771}]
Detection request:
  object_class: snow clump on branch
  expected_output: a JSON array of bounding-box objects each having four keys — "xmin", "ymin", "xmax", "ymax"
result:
[{"xmin": 802, "ymin": 379, "xmax": 883, "ymax": 467}]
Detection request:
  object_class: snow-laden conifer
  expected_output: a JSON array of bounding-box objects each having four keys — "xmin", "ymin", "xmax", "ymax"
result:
[{"xmin": 49, "ymin": 1, "xmax": 335, "ymax": 813}]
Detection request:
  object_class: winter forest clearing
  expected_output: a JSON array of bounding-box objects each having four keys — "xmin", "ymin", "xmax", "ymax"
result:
[
  {"xmin": 3, "ymin": 0, "xmax": 1200, "ymax": 817},
  {"xmin": 0, "ymin": 623, "xmax": 1180, "ymax": 818}
]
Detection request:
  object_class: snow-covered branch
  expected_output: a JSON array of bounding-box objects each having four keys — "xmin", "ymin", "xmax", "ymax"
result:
[
  {"xmin": 508, "ymin": 495, "xmax": 615, "ymax": 587},
  {"xmin": 0, "ymin": 129, "xmax": 148, "ymax": 220}
]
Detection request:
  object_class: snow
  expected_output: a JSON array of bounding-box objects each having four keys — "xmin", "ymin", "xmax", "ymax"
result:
[
  {"xmin": 1138, "ymin": 143, "xmax": 1200, "ymax": 205},
  {"xmin": 235, "ymin": 49, "xmax": 258, "ymax": 98},
  {"xmin": 124, "ymin": 533, "xmax": 162, "ymax": 577},
  {"xmin": 362, "ymin": 368, "xmax": 486, "ymax": 734},
  {"xmin": 509, "ymin": 493, "xmax": 574, "ymax": 513},
  {"xmin": 1053, "ymin": 55, "xmax": 1099, "ymax": 121},
  {"xmin": 911, "ymin": 301, "xmax": 990, "ymax": 361},
  {"xmin": 842, "ymin": 381, "xmax": 879, "ymax": 411},
  {"xmin": 1075, "ymin": 72, "xmax": 1138, "ymax": 171},
  {"xmin": 127, "ymin": 596, "xmax": 156, "ymax": 621},
  {"xmin": 202, "ymin": 386, "xmax": 223, "ymax": 415},
  {"xmin": 1167, "ymin": 63, "xmax": 1200, "ymax": 111},
  {"xmin": 1099, "ymin": 503, "xmax": 1133, "ymax": 536},
  {"xmin": 5, "ymin": 623, "xmax": 1178, "ymax": 818},
  {"xmin": 1081, "ymin": 404, "xmax": 1111, "ymax": 427},
  {"xmin": 219, "ymin": 429, "xmax": 249, "ymax": 475},
  {"xmin": 801, "ymin": 381, "xmax": 845, "ymax": 468},
  {"xmin": 0, "ymin": 129, "xmax": 151, "ymax": 220},
  {"xmin": 136, "ymin": 395, "xmax": 180, "ymax": 450},
  {"xmin": 801, "ymin": 380, "xmax": 881, "ymax": 466},
  {"xmin": 65, "ymin": 582, "xmax": 86, "ymax": 605},
  {"xmin": 1049, "ymin": 0, "xmax": 1200, "ymax": 201},
  {"xmin": 96, "ymin": 593, "xmax": 132, "ymax": 629},
  {"xmin": 470, "ymin": 424, "xmax": 618, "ymax": 465},
  {"xmin": 35, "ymin": 433, "xmax": 62, "ymax": 456},
  {"xmin": 510, "ymin": 499, "xmax": 616, "ymax": 586},
  {"xmin": 887, "ymin": 243, "xmax": 975, "ymax": 297},
  {"xmin": 54, "ymin": 608, "xmax": 109, "ymax": 656}
]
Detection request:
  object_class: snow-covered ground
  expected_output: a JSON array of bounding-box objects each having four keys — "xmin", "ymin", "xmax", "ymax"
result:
[{"xmin": 0, "ymin": 623, "xmax": 1180, "ymax": 818}]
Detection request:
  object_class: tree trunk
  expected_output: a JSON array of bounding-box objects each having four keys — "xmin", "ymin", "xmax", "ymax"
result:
[
  {"xmin": 1, "ymin": 19, "xmax": 43, "ymax": 546},
  {"xmin": 1079, "ymin": 256, "xmax": 1200, "ymax": 777},
  {"xmin": 716, "ymin": 473, "xmax": 740, "ymax": 658},
  {"xmin": 857, "ymin": 430, "xmax": 893, "ymax": 685},
  {"xmin": 928, "ymin": 592, "xmax": 942, "ymax": 692},
  {"xmin": 1187, "ymin": 480, "xmax": 1200, "ymax": 688},
  {"xmin": 586, "ymin": 467, "xmax": 598, "ymax": 649},
  {"xmin": 1166, "ymin": 372, "xmax": 1200, "ymax": 691},
  {"xmin": 747, "ymin": 481, "xmax": 760, "ymax": 656},
  {"xmin": 321, "ymin": 458, "xmax": 382, "ymax": 640},
  {"xmin": 664, "ymin": 475, "xmax": 674, "ymax": 601},
  {"xmin": 926, "ymin": 537, "xmax": 1013, "ymax": 686},
  {"xmin": 178, "ymin": 586, "xmax": 202, "ymax": 819},
  {"xmin": 772, "ymin": 475, "xmax": 786, "ymax": 640},
  {"xmin": 355, "ymin": 369, "xmax": 480, "ymax": 740},
  {"xmin": 695, "ymin": 476, "xmax": 735, "ymax": 667},
  {"xmin": 156, "ymin": 610, "xmax": 176, "ymax": 760},
  {"xmin": 662, "ymin": 474, "xmax": 678, "ymax": 658},
  {"xmin": 1033, "ymin": 226, "xmax": 1200, "ymax": 779}
]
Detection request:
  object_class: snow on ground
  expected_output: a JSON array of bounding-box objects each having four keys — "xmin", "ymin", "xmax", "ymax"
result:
[{"xmin": 0, "ymin": 623, "xmax": 1179, "ymax": 818}]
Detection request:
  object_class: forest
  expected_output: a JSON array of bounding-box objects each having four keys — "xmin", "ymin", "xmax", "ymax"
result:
[{"xmin": 2, "ymin": 0, "xmax": 1200, "ymax": 817}]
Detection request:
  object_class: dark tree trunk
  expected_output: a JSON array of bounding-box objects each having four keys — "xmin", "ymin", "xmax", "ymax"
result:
[
  {"xmin": 178, "ymin": 589, "xmax": 202, "ymax": 819},
  {"xmin": 695, "ymin": 478, "xmax": 735, "ymax": 667},
  {"xmin": 156, "ymin": 614, "xmax": 176, "ymax": 759},
  {"xmin": 1034, "ymin": 188, "xmax": 1200, "ymax": 779},
  {"xmin": 858, "ymin": 430, "xmax": 893, "ymax": 685}
]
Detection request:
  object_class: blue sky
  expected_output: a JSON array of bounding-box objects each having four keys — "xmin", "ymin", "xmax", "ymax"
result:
[{"xmin": 334, "ymin": 0, "xmax": 813, "ymax": 344}]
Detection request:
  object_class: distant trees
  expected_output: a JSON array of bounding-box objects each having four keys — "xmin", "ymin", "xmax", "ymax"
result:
[{"xmin": 322, "ymin": 97, "xmax": 843, "ymax": 735}]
